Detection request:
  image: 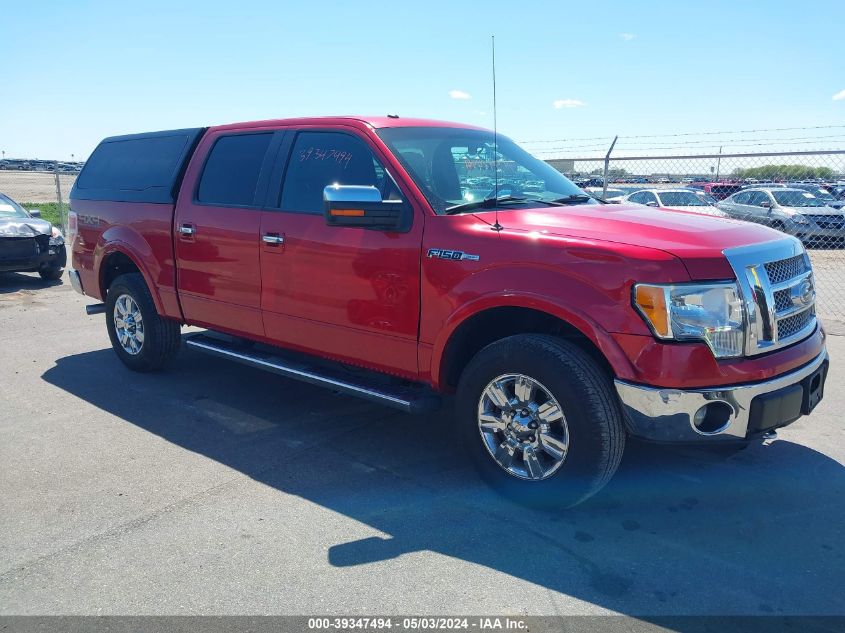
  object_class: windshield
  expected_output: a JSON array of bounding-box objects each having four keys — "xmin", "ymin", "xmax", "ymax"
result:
[
  {"xmin": 801, "ymin": 187, "xmax": 835, "ymax": 200},
  {"xmin": 377, "ymin": 127, "xmax": 591, "ymax": 214},
  {"xmin": 772, "ymin": 190, "xmax": 827, "ymax": 208},
  {"xmin": 0, "ymin": 193, "xmax": 29, "ymax": 218},
  {"xmin": 657, "ymin": 191, "xmax": 710, "ymax": 207}
]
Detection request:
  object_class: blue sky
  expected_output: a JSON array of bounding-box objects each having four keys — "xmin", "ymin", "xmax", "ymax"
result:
[{"xmin": 1, "ymin": 0, "xmax": 843, "ymax": 160}]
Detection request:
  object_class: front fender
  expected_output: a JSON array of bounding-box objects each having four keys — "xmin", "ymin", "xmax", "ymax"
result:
[{"xmin": 429, "ymin": 291, "xmax": 638, "ymax": 390}]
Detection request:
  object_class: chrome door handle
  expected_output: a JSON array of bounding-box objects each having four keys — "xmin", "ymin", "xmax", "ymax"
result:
[
  {"xmin": 262, "ymin": 234, "xmax": 285, "ymax": 245},
  {"xmin": 178, "ymin": 224, "xmax": 196, "ymax": 236}
]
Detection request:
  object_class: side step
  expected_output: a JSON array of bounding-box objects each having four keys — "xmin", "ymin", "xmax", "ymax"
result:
[{"xmin": 185, "ymin": 333, "xmax": 441, "ymax": 415}]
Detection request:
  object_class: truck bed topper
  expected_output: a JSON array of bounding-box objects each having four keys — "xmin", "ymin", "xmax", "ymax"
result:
[{"xmin": 71, "ymin": 128, "xmax": 206, "ymax": 204}]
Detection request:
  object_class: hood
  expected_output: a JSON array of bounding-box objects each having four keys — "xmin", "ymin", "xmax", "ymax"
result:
[
  {"xmin": 485, "ymin": 203, "xmax": 786, "ymax": 280},
  {"xmin": 0, "ymin": 216, "xmax": 52, "ymax": 237},
  {"xmin": 780, "ymin": 205, "xmax": 844, "ymax": 216}
]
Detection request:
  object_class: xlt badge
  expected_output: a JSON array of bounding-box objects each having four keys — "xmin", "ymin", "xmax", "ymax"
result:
[{"xmin": 427, "ymin": 248, "xmax": 480, "ymax": 262}]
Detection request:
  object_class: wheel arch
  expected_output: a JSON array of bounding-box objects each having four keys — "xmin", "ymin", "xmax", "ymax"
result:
[
  {"xmin": 97, "ymin": 246, "xmax": 164, "ymax": 316},
  {"xmin": 431, "ymin": 297, "xmax": 635, "ymax": 392}
]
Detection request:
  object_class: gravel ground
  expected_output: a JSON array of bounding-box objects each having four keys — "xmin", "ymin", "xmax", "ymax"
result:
[
  {"xmin": 0, "ymin": 274, "xmax": 843, "ymax": 616},
  {"xmin": 0, "ymin": 172, "xmax": 77, "ymax": 203}
]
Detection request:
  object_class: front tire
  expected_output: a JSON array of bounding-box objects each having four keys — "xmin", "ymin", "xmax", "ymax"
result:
[
  {"xmin": 105, "ymin": 273, "xmax": 181, "ymax": 372},
  {"xmin": 38, "ymin": 265, "xmax": 63, "ymax": 281},
  {"xmin": 456, "ymin": 334, "xmax": 625, "ymax": 508}
]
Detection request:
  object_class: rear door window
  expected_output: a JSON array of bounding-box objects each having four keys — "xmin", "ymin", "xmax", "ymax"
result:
[
  {"xmin": 748, "ymin": 191, "xmax": 770, "ymax": 207},
  {"xmin": 279, "ymin": 131, "xmax": 398, "ymax": 215},
  {"xmin": 197, "ymin": 133, "xmax": 274, "ymax": 206}
]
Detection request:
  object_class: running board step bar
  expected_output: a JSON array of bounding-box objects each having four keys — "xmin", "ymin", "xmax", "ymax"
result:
[{"xmin": 185, "ymin": 333, "xmax": 441, "ymax": 415}]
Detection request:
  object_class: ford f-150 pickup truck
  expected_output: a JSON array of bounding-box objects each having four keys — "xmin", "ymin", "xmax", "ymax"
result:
[{"xmin": 68, "ymin": 116, "xmax": 828, "ymax": 506}]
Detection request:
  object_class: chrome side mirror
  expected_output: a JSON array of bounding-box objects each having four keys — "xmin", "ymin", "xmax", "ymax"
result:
[
  {"xmin": 323, "ymin": 185, "xmax": 409, "ymax": 232},
  {"xmin": 27, "ymin": 209, "xmax": 41, "ymax": 217}
]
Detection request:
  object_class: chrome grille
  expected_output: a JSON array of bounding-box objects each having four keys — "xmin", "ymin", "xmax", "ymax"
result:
[
  {"xmin": 724, "ymin": 238, "xmax": 817, "ymax": 356},
  {"xmin": 773, "ymin": 288, "xmax": 792, "ymax": 312},
  {"xmin": 764, "ymin": 254, "xmax": 807, "ymax": 284},
  {"xmin": 777, "ymin": 308, "xmax": 815, "ymax": 339}
]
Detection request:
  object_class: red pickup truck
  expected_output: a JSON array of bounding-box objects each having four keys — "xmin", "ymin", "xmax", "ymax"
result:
[{"xmin": 68, "ymin": 116, "xmax": 828, "ymax": 506}]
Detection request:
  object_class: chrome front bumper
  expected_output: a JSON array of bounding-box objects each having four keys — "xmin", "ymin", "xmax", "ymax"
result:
[
  {"xmin": 68, "ymin": 268, "xmax": 85, "ymax": 295},
  {"xmin": 614, "ymin": 349, "xmax": 828, "ymax": 442}
]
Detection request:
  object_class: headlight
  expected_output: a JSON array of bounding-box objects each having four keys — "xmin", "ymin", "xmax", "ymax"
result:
[
  {"xmin": 49, "ymin": 226, "xmax": 64, "ymax": 246},
  {"xmin": 634, "ymin": 282, "xmax": 745, "ymax": 358}
]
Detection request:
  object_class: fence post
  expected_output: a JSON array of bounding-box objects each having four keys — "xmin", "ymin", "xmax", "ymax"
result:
[
  {"xmin": 53, "ymin": 161, "xmax": 65, "ymax": 232},
  {"xmin": 602, "ymin": 136, "xmax": 618, "ymax": 198},
  {"xmin": 715, "ymin": 146, "xmax": 723, "ymax": 181}
]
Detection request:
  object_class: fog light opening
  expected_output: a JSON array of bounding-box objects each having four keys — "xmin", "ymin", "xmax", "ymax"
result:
[{"xmin": 692, "ymin": 402, "xmax": 734, "ymax": 434}]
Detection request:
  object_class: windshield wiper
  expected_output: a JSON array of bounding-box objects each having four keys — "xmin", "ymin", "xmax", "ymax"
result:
[
  {"xmin": 444, "ymin": 195, "xmax": 533, "ymax": 215},
  {"xmin": 548, "ymin": 194, "xmax": 594, "ymax": 205},
  {"xmin": 445, "ymin": 193, "xmax": 596, "ymax": 215}
]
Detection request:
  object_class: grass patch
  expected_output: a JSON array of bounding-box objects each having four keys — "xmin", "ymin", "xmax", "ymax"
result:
[{"xmin": 19, "ymin": 202, "xmax": 67, "ymax": 228}]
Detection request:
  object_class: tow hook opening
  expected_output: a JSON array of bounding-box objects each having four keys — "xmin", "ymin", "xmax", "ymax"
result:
[
  {"xmin": 762, "ymin": 430, "xmax": 778, "ymax": 446},
  {"xmin": 692, "ymin": 401, "xmax": 734, "ymax": 434}
]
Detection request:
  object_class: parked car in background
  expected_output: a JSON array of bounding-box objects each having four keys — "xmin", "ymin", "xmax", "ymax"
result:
[
  {"xmin": 622, "ymin": 188, "xmax": 729, "ymax": 217},
  {"xmin": 788, "ymin": 184, "xmax": 845, "ymax": 210},
  {"xmin": 829, "ymin": 184, "xmax": 845, "ymax": 201},
  {"xmin": 740, "ymin": 182, "xmax": 787, "ymax": 190},
  {"xmin": 702, "ymin": 182, "xmax": 744, "ymax": 201},
  {"xmin": 584, "ymin": 187, "xmax": 626, "ymax": 203},
  {"xmin": 717, "ymin": 188, "xmax": 845, "ymax": 246},
  {"xmin": 0, "ymin": 192, "xmax": 66, "ymax": 280}
]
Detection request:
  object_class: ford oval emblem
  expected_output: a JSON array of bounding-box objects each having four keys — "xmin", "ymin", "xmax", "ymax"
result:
[{"xmin": 792, "ymin": 277, "xmax": 815, "ymax": 308}]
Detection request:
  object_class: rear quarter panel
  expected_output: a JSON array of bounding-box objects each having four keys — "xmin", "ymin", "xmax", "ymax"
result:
[{"xmin": 70, "ymin": 199, "xmax": 180, "ymax": 318}]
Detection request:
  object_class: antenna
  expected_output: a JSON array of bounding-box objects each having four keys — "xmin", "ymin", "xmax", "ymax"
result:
[{"xmin": 491, "ymin": 35, "xmax": 502, "ymax": 231}]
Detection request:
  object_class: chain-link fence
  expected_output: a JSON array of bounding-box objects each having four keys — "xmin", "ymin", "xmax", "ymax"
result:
[
  {"xmin": 2, "ymin": 147, "xmax": 845, "ymax": 320},
  {"xmin": 544, "ymin": 149, "xmax": 845, "ymax": 321},
  {"xmin": 0, "ymin": 164, "xmax": 76, "ymax": 232}
]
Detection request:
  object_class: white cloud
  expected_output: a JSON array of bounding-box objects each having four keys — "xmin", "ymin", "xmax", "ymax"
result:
[
  {"xmin": 553, "ymin": 99, "xmax": 586, "ymax": 109},
  {"xmin": 833, "ymin": 89, "xmax": 845, "ymax": 101},
  {"xmin": 620, "ymin": 32, "xmax": 636, "ymax": 41},
  {"xmin": 449, "ymin": 90, "xmax": 471, "ymax": 100}
]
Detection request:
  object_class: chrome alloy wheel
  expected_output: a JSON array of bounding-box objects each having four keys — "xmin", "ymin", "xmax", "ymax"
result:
[
  {"xmin": 113, "ymin": 294, "xmax": 145, "ymax": 355},
  {"xmin": 477, "ymin": 374, "xmax": 570, "ymax": 480}
]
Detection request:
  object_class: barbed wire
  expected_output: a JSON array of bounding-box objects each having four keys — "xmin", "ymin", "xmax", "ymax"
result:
[
  {"xmin": 532, "ymin": 138, "xmax": 845, "ymax": 157},
  {"xmin": 519, "ymin": 124, "xmax": 845, "ymax": 145}
]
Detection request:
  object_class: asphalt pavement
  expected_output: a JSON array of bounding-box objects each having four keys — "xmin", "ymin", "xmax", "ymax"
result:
[{"xmin": 1, "ymin": 273, "xmax": 843, "ymax": 616}]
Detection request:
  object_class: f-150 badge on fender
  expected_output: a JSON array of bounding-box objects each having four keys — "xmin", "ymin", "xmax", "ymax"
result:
[{"xmin": 427, "ymin": 248, "xmax": 480, "ymax": 261}]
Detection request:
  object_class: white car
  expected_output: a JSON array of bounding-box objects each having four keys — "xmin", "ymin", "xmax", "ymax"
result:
[
  {"xmin": 622, "ymin": 188, "xmax": 729, "ymax": 217},
  {"xmin": 585, "ymin": 187, "xmax": 627, "ymax": 203}
]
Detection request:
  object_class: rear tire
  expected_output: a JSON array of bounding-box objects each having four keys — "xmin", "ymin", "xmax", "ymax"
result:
[
  {"xmin": 105, "ymin": 273, "xmax": 181, "ymax": 372},
  {"xmin": 456, "ymin": 334, "xmax": 625, "ymax": 508}
]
